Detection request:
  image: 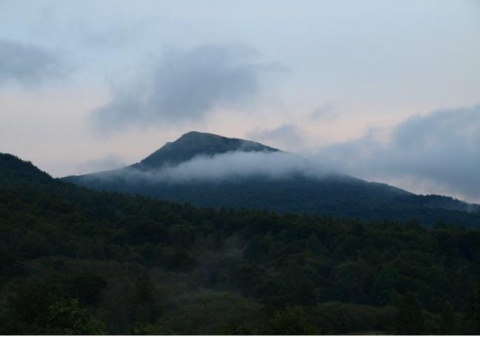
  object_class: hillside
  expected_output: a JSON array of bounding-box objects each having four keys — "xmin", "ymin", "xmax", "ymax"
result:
[
  {"xmin": 0, "ymin": 153, "xmax": 58, "ymax": 187},
  {"xmin": 2, "ymin": 152, "xmax": 480, "ymax": 334},
  {"xmin": 64, "ymin": 131, "xmax": 480, "ymax": 226}
]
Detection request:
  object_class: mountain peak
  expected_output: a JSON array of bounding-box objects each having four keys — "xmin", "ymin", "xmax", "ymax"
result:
[
  {"xmin": 136, "ymin": 131, "xmax": 280, "ymax": 169},
  {"xmin": 174, "ymin": 131, "xmax": 232, "ymax": 146}
]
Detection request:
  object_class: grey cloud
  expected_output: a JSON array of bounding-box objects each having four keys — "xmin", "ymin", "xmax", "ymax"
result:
[
  {"xmin": 310, "ymin": 102, "xmax": 336, "ymax": 121},
  {"xmin": 0, "ymin": 39, "xmax": 65, "ymax": 87},
  {"xmin": 246, "ymin": 124, "xmax": 306, "ymax": 150},
  {"xmin": 93, "ymin": 44, "xmax": 274, "ymax": 132},
  {"xmin": 77, "ymin": 17, "xmax": 160, "ymax": 51},
  {"xmin": 77, "ymin": 155, "xmax": 128, "ymax": 174},
  {"xmin": 80, "ymin": 22, "xmax": 140, "ymax": 50},
  {"xmin": 317, "ymin": 105, "xmax": 480, "ymax": 200}
]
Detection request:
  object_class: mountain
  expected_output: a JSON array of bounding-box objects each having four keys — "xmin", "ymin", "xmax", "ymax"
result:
[
  {"xmin": 135, "ymin": 131, "xmax": 280, "ymax": 169},
  {"xmin": 0, "ymin": 153, "xmax": 59, "ymax": 187},
  {"xmin": 63, "ymin": 131, "xmax": 480, "ymax": 225}
]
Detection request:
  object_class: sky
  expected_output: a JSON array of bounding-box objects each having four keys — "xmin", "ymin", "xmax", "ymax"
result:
[{"xmin": 1, "ymin": 0, "xmax": 480, "ymax": 202}]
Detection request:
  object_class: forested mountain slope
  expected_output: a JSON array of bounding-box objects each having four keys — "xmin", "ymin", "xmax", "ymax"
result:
[
  {"xmin": 64, "ymin": 132, "xmax": 480, "ymax": 226},
  {"xmin": 0, "ymin": 153, "xmax": 59, "ymax": 187},
  {"xmin": 1, "ymin": 153, "xmax": 480, "ymax": 334}
]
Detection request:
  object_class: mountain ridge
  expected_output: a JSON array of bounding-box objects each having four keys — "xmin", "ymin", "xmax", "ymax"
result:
[
  {"xmin": 61, "ymin": 131, "xmax": 480, "ymax": 224},
  {"xmin": 0, "ymin": 143, "xmax": 479, "ymax": 227}
]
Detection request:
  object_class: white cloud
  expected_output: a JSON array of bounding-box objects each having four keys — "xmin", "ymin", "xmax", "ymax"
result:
[{"xmin": 98, "ymin": 150, "xmax": 332, "ymax": 184}]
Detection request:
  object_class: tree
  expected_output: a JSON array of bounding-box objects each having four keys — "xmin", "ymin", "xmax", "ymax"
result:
[
  {"xmin": 396, "ymin": 293, "xmax": 426, "ymax": 335},
  {"xmin": 439, "ymin": 302, "xmax": 457, "ymax": 335},
  {"xmin": 48, "ymin": 298, "xmax": 106, "ymax": 335},
  {"xmin": 331, "ymin": 261, "xmax": 372, "ymax": 303},
  {"xmin": 306, "ymin": 233, "xmax": 327, "ymax": 256},
  {"xmin": 132, "ymin": 271, "xmax": 162, "ymax": 324},
  {"xmin": 71, "ymin": 273, "xmax": 107, "ymax": 307},
  {"xmin": 464, "ymin": 283, "xmax": 480, "ymax": 334},
  {"xmin": 258, "ymin": 306, "xmax": 320, "ymax": 335},
  {"xmin": 132, "ymin": 321, "xmax": 171, "ymax": 335}
]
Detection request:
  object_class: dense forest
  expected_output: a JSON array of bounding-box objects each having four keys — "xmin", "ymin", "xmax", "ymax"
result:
[{"xmin": 2, "ymin": 153, "xmax": 480, "ymax": 334}]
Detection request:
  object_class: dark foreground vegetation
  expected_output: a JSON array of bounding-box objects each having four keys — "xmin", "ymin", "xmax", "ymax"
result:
[{"xmin": 1, "ymin": 153, "xmax": 480, "ymax": 334}]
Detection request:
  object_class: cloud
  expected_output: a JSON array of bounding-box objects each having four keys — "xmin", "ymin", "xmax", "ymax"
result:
[
  {"xmin": 246, "ymin": 124, "xmax": 306, "ymax": 150},
  {"xmin": 96, "ymin": 150, "xmax": 332, "ymax": 184},
  {"xmin": 317, "ymin": 104, "xmax": 480, "ymax": 200},
  {"xmin": 76, "ymin": 155, "xmax": 128, "ymax": 174},
  {"xmin": 0, "ymin": 39, "xmax": 66, "ymax": 87},
  {"xmin": 93, "ymin": 44, "xmax": 276, "ymax": 132},
  {"xmin": 309, "ymin": 102, "xmax": 337, "ymax": 121},
  {"xmin": 79, "ymin": 20, "xmax": 146, "ymax": 50}
]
